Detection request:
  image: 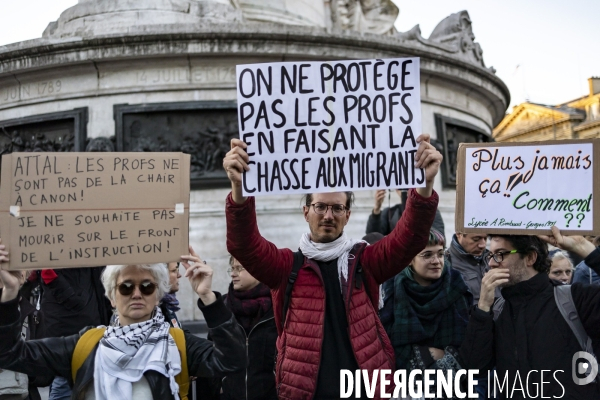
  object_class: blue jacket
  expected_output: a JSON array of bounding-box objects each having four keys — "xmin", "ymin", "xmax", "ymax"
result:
[{"xmin": 572, "ymin": 260, "xmax": 600, "ymax": 285}]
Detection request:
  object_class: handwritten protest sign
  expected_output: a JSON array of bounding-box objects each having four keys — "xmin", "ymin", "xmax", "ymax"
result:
[
  {"xmin": 0, "ymin": 152, "xmax": 190, "ymax": 270},
  {"xmin": 236, "ymin": 58, "xmax": 424, "ymax": 195},
  {"xmin": 456, "ymin": 139, "xmax": 600, "ymax": 235}
]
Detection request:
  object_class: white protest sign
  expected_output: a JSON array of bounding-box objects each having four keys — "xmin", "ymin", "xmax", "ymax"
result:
[
  {"xmin": 236, "ymin": 58, "xmax": 424, "ymax": 196},
  {"xmin": 456, "ymin": 140, "xmax": 600, "ymax": 234}
]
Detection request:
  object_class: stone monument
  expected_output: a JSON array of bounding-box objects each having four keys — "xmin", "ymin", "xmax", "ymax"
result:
[{"xmin": 0, "ymin": 0, "xmax": 509, "ymax": 325}]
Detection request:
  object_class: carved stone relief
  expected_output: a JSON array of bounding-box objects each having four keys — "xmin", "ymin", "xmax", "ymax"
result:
[
  {"xmin": 397, "ymin": 11, "xmax": 492, "ymax": 71},
  {"xmin": 0, "ymin": 122, "xmax": 74, "ymax": 155},
  {"xmin": 331, "ymin": 0, "xmax": 399, "ymax": 35},
  {"xmin": 0, "ymin": 108, "xmax": 88, "ymax": 172},
  {"xmin": 115, "ymin": 102, "xmax": 238, "ymax": 189}
]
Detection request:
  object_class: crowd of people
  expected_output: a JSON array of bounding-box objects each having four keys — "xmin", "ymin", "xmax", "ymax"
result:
[{"xmin": 0, "ymin": 134, "xmax": 598, "ymax": 400}]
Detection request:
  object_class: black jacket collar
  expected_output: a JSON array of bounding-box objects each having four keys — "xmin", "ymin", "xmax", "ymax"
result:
[{"xmin": 501, "ymin": 272, "xmax": 549, "ymax": 304}]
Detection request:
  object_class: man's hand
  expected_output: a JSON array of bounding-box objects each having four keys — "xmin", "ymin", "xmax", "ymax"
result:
[
  {"xmin": 478, "ymin": 268, "xmax": 509, "ymax": 312},
  {"xmin": 373, "ymin": 190, "xmax": 386, "ymax": 215},
  {"xmin": 539, "ymin": 226, "xmax": 596, "ymax": 259},
  {"xmin": 223, "ymin": 139, "xmax": 250, "ymax": 204},
  {"xmin": 414, "ymin": 134, "xmax": 442, "ymax": 198},
  {"xmin": 181, "ymin": 245, "xmax": 217, "ymax": 305},
  {"xmin": 0, "ymin": 239, "xmax": 20, "ymax": 303}
]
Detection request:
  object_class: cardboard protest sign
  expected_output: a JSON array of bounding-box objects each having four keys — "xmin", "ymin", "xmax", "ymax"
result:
[
  {"xmin": 456, "ymin": 139, "xmax": 600, "ymax": 235},
  {"xmin": 0, "ymin": 152, "xmax": 190, "ymax": 270},
  {"xmin": 236, "ymin": 58, "xmax": 424, "ymax": 196}
]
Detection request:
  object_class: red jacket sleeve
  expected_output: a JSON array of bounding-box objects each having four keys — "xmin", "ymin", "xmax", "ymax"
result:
[
  {"xmin": 361, "ymin": 188, "xmax": 439, "ymax": 284},
  {"xmin": 225, "ymin": 193, "xmax": 294, "ymax": 290}
]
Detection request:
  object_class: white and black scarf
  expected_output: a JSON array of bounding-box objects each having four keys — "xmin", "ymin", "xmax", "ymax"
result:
[{"xmin": 93, "ymin": 307, "xmax": 181, "ymax": 400}]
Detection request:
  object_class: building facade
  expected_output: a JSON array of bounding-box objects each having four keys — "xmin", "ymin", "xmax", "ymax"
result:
[
  {"xmin": 0, "ymin": 0, "xmax": 509, "ymax": 322},
  {"xmin": 493, "ymin": 77, "xmax": 600, "ymax": 142}
]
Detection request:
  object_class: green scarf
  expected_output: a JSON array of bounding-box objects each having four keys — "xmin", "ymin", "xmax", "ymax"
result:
[{"xmin": 389, "ymin": 260, "xmax": 472, "ymax": 369}]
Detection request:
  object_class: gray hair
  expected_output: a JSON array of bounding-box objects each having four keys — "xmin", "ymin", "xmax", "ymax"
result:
[
  {"xmin": 550, "ymin": 251, "xmax": 574, "ymax": 269},
  {"xmin": 102, "ymin": 263, "xmax": 170, "ymax": 302}
]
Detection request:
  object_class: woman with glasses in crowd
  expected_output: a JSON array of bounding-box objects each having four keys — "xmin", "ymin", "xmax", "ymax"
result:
[
  {"xmin": 380, "ymin": 229, "xmax": 473, "ymax": 399},
  {"xmin": 0, "ymin": 243, "xmax": 245, "ymax": 400},
  {"xmin": 213, "ymin": 256, "xmax": 276, "ymax": 400}
]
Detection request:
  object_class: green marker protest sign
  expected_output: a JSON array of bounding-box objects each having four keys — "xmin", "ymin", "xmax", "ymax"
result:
[{"xmin": 456, "ymin": 139, "xmax": 600, "ymax": 235}]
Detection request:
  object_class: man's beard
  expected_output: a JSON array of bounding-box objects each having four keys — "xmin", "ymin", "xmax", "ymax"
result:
[{"xmin": 499, "ymin": 262, "xmax": 529, "ymax": 287}]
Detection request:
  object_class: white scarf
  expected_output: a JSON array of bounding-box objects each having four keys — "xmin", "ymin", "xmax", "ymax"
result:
[
  {"xmin": 299, "ymin": 232, "xmax": 384, "ymax": 308},
  {"xmin": 298, "ymin": 232, "xmax": 363, "ymax": 291},
  {"xmin": 93, "ymin": 307, "xmax": 181, "ymax": 400}
]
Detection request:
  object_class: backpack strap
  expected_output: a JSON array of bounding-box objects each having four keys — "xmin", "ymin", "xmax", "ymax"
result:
[
  {"xmin": 71, "ymin": 327, "xmax": 106, "ymax": 382},
  {"xmin": 554, "ymin": 285, "xmax": 595, "ymax": 356},
  {"xmin": 283, "ymin": 245, "xmax": 373, "ymax": 319},
  {"xmin": 282, "ymin": 250, "xmax": 305, "ymax": 326},
  {"xmin": 169, "ymin": 327, "xmax": 189, "ymax": 400},
  {"xmin": 351, "ymin": 243, "xmax": 371, "ymax": 303}
]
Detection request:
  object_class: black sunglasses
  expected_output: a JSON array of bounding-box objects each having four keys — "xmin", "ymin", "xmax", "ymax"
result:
[{"xmin": 117, "ymin": 281, "xmax": 157, "ymax": 296}]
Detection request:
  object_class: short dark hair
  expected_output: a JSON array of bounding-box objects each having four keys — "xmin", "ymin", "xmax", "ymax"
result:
[
  {"xmin": 488, "ymin": 234, "xmax": 550, "ymax": 273},
  {"xmin": 303, "ymin": 192, "xmax": 354, "ymax": 210},
  {"xmin": 428, "ymin": 228, "xmax": 446, "ymax": 248},
  {"xmin": 228, "ymin": 255, "xmax": 235, "ymax": 266}
]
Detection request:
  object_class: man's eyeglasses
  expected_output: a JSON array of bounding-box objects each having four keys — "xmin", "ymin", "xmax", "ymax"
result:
[
  {"xmin": 485, "ymin": 250, "xmax": 519, "ymax": 263},
  {"xmin": 417, "ymin": 251, "xmax": 445, "ymax": 262},
  {"xmin": 117, "ymin": 281, "xmax": 157, "ymax": 296},
  {"xmin": 227, "ymin": 266, "xmax": 245, "ymax": 274},
  {"xmin": 310, "ymin": 203, "xmax": 348, "ymax": 216}
]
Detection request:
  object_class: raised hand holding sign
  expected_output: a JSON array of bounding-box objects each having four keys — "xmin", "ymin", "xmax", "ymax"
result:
[{"xmin": 235, "ymin": 58, "xmax": 431, "ymax": 196}]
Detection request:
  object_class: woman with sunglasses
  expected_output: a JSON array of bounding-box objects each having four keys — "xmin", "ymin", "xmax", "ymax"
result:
[
  {"xmin": 0, "ymin": 243, "xmax": 246, "ymax": 400},
  {"xmin": 379, "ymin": 229, "xmax": 473, "ymax": 399}
]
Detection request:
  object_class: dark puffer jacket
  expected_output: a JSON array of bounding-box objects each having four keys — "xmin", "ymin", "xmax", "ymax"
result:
[{"xmin": 0, "ymin": 293, "xmax": 246, "ymax": 400}]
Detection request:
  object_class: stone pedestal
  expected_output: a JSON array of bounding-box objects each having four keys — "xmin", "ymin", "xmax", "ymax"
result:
[{"xmin": 0, "ymin": 1, "xmax": 509, "ymax": 322}]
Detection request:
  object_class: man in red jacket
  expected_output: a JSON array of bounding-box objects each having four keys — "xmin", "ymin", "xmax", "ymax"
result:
[{"xmin": 223, "ymin": 135, "xmax": 442, "ymax": 400}]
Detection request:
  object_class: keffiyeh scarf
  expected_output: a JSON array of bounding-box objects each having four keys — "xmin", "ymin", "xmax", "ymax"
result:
[{"xmin": 94, "ymin": 307, "xmax": 182, "ymax": 400}]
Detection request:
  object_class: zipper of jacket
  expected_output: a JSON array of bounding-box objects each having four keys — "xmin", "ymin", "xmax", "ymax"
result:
[
  {"xmin": 346, "ymin": 267, "xmax": 395, "ymax": 389},
  {"xmin": 239, "ymin": 316, "xmax": 275, "ymax": 400},
  {"xmin": 311, "ymin": 268, "xmax": 326, "ymax": 400}
]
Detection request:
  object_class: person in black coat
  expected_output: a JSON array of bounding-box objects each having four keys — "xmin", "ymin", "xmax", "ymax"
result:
[
  {"xmin": 460, "ymin": 228, "xmax": 600, "ymax": 399},
  {"xmin": 218, "ymin": 256, "xmax": 277, "ymax": 400}
]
